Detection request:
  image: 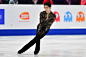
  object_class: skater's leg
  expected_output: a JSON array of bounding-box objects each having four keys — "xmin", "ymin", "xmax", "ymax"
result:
[
  {"xmin": 17, "ymin": 35, "xmax": 40, "ymax": 54},
  {"xmin": 34, "ymin": 38, "xmax": 40, "ymax": 54},
  {"xmin": 34, "ymin": 29, "xmax": 49, "ymax": 54},
  {"xmin": 18, "ymin": 28, "xmax": 49, "ymax": 54}
]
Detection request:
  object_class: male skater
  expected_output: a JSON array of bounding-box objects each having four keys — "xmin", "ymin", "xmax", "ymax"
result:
[{"xmin": 17, "ymin": 2, "xmax": 56, "ymax": 55}]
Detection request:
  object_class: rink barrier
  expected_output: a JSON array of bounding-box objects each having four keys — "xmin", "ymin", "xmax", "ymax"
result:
[
  {"xmin": 0, "ymin": 29, "xmax": 86, "ymax": 36},
  {"xmin": 0, "ymin": 5, "xmax": 86, "ymax": 36}
]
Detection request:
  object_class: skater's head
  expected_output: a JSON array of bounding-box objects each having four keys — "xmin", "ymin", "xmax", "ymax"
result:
[{"xmin": 44, "ymin": 2, "xmax": 51, "ymax": 13}]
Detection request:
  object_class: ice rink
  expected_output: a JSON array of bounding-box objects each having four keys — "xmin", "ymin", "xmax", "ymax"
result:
[{"xmin": 0, "ymin": 35, "xmax": 86, "ymax": 57}]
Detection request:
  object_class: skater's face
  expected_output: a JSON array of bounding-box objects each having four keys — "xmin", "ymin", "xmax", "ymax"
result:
[{"xmin": 44, "ymin": 5, "xmax": 51, "ymax": 12}]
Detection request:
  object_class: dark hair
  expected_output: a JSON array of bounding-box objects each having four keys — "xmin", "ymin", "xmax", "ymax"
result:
[{"xmin": 44, "ymin": 2, "xmax": 51, "ymax": 7}]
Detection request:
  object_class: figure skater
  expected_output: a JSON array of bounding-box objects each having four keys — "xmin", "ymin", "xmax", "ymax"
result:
[{"xmin": 17, "ymin": 2, "xmax": 56, "ymax": 55}]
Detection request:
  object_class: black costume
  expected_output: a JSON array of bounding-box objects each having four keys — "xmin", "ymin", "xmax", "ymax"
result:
[{"xmin": 18, "ymin": 10, "xmax": 56, "ymax": 55}]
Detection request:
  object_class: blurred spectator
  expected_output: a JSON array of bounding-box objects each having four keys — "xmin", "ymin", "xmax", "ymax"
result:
[
  {"xmin": 53, "ymin": 0, "xmax": 65, "ymax": 4},
  {"xmin": 1, "ymin": 0, "xmax": 9, "ymax": 4},
  {"xmin": 28, "ymin": 0, "xmax": 39, "ymax": 4},
  {"xmin": 64, "ymin": 0, "xmax": 80, "ymax": 5},
  {"xmin": 38, "ymin": 0, "xmax": 43, "ymax": 4},
  {"xmin": 9, "ymin": 0, "xmax": 18, "ymax": 4},
  {"xmin": 71, "ymin": 0, "xmax": 81, "ymax": 5},
  {"xmin": 81, "ymin": 0, "xmax": 86, "ymax": 5},
  {"xmin": 66, "ymin": 0, "xmax": 71, "ymax": 5},
  {"xmin": 43, "ymin": 0, "xmax": 53, "ymax": 4},
  {"xmin": 9, "ymin": 0, "xmax": 14, "ymax": 4},
  {"xmin": 64, "ymin": 0, "xmax": 71, "ymax": 5},
  {"xmin": 0, "ymin": 0, "xmax": 2, "ymax": 4},
  {"xmin": 13, "ymin": 0, "xmax": 18, "ymax": 4},
  {"xmin": 18, "ymin": 0, "xmax": 29, "ymax": 4}
]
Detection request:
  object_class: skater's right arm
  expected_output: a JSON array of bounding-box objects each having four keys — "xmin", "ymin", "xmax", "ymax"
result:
[
  {"xmin": 36, "ymin": 12, "xmax": 44, "ymax": 34},
  {"xmin": 40, "ymin": 12, "xmax": 43, "ymax": 25},
  {"xmin": 39, "ymin": 12, "xmax": 45, "ymax": 25}
]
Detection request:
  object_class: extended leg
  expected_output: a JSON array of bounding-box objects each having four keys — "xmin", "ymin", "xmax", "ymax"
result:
[{"xmin": 17, "ymin": 35, "xmax": 39, "ymax": 54}]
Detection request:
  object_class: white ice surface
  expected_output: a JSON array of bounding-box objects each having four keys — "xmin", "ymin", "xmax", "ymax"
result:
[{"xmin": 0, "ymin": 35, "xmax": 86, "ymax": 57}]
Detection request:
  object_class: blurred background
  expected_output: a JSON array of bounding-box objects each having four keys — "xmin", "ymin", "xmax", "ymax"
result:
[{"xmin": 0, "ymin": 0, "xmax": 86, "ymax": 5}]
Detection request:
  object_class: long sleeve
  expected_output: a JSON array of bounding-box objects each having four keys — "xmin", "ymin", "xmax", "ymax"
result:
[
  {"xmin": 40, "ymin": 12, "xmax": 43, "ymax": 24},
  {"xmin": 37, "ymin": 12, "xmax": 44, "ymax": 32},
  {"xmin": 43, "ymin": 14, "xmax": 56, "ymax": 32}
]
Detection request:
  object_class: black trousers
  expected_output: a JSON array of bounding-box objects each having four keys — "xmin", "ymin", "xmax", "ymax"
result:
[{"xmin": 18, "ymin": 26, "xmax": 50, "ymax": 54}]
